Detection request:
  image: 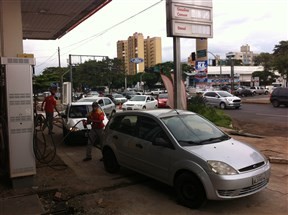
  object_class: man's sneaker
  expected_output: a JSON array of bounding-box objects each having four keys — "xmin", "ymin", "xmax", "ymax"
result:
[{"xmin": 83, "ymin": 157, "xmax": 92, "ymax": 162}]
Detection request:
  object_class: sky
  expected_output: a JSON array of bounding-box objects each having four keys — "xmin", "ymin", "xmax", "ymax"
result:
[{"xmin": 23, "ymin": 0, "xmax": 288, "ymax": 75}]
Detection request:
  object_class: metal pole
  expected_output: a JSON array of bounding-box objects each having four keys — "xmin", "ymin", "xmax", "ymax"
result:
[
  {"xmin": 220, "ymin": 60, "xmax": 222, "ymax": 82},
  {"xmin": 69, "ymin": 54, "xmax": 73, "ymax": 102},
  {"xmin": 173, "ymin": 37, "xmax": 182, "ymax": 109},
  {"xmin": 231, "ymin": 58, "xmax": 234, "ymax": 94}
]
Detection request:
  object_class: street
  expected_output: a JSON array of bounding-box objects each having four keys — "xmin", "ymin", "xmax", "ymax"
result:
[{"xmin": 224, "ymin": 103, "xmax": 288, "ymax": 137}]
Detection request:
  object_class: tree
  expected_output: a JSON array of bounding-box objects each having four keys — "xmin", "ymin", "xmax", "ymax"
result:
[
  {"xmin": 272, "ymin": 40, "xmax": 288, "ymax": 86},
  {"xmin": 33, "ymin": 67, "xmax": 68, "ymax": 93},
  {"xmin": 253, "ymin": 53, "xmax": 273, "ymax": 70},
  {"xmin": 252, "ymin": 70, "xmax": 278, "ymax": 86}
]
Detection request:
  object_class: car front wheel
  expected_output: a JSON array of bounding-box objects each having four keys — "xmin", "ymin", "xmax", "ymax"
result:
[
  {"xmin": 272, "ymin": 100, "xmax": 280, "ymax": 107},
  {"xmin": 103, "ymin": 148, "xmax": 120, "ymax": 173},
  {"xmin": 219, "ymin": 102, "xmax": 226, "ymax": 109},
  {"xmin": 175, "ymin": 173, "xmax": 207, "ymax": 209}
]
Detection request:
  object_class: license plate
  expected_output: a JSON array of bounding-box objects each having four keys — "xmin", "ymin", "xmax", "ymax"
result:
[{"xmin": 252, "ymin": 173, "xmax": 266, "ymax": 185}]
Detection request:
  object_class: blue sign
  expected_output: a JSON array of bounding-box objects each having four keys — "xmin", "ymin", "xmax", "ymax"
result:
[
  {"xmin": 130, "ymin": 57, "xmax": 144, "ymax": 64},
  {"xmin": 195, "ymin": 60, "xmax": 208, "ymax": 82}
]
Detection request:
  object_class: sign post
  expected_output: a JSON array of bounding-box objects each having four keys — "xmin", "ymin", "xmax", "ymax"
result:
[{"xmin": 166, "ymin": 0, "xmax": 213, "ymax": 109}]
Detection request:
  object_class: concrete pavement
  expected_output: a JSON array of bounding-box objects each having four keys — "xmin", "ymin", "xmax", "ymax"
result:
[{"xmin": 1, "ymin": 95, "xmax": 286, "ymax": 215}]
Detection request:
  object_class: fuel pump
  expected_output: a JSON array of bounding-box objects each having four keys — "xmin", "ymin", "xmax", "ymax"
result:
[{"xmin": 0, "ymin": 57, "xmax": 36, "ymax": 187}]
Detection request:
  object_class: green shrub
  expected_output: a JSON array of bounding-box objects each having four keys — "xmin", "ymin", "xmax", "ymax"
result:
[{"xmin": 187, "ymin": 96, "xmax": 232, "ymax": 128}]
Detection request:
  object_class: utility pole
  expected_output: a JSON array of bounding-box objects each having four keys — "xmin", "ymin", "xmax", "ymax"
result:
[{"xmin": 58, "ymin": 47, "xmax": 61, "ymax": 67}]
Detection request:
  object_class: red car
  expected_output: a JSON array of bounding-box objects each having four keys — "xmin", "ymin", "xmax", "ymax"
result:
[{"xmin": 157, "ymin": 93, "xmax": 169, "ymax": 108}]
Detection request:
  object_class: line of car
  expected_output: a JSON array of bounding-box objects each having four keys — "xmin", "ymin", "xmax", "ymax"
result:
[{"xmin": 58, "ymin": 89, "xmax": 277, "ymax": 209}]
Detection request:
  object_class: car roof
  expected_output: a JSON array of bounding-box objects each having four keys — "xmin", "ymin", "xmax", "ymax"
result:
[
  {"xmin": 70, "ymin": 102, "xmax": 93, "ymax": 106},
  {"xmin": 204, "ymin": 90, "xmax": 226, "ymax": 93},
  {"xmin": 112, "ymin": 109, "xmax": 196, "ymax": 118},
  {"xmin": 77, "ymin": 96, "xmax": 111, "ymax": 101}
]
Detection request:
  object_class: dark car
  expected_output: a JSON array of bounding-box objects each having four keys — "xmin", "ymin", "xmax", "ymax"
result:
[
  {"xmin": 234, "ymin": 88, "xmax": 253, "ymax": 97},
  {"xmin": 270, "ymin": 87, "xmax": 288, "ymax": 107}
]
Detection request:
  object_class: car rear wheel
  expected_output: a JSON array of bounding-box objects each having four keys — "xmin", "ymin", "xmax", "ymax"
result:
[
  {"xmin": 219, "ymin": 102, "xmax": 226, "ymax": 109},
  {"xmin": 272, "ymin": 100, "xmax": 280, "ymax": 107},
  {"xmin": 103, "ymin": 148, "xmax": 120, "ymax": 173},
  {"xmin": 175, "ymin": 172, "xmax": 207, "ymax": 209}
]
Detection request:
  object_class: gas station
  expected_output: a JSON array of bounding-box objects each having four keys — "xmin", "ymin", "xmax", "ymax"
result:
[{"xmin": 0, "ymin": 0, "xmax": 112, "ymax": 188}]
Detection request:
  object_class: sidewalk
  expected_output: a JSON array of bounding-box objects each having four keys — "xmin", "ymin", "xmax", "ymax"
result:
[{"xmin": 241, "ymin": 96, "xmax": 270, "ymax": 104}]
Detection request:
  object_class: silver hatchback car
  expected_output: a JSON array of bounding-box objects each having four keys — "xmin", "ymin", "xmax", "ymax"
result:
[
  {"xmin": 102, "ymin": 109, "xmax": 270, "ymax": 208},
  {"xmin": 203, "ymin": 91, "xmax": 241, "ymax": 109}
]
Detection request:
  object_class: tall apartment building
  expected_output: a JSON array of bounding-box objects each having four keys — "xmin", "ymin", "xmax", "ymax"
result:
[
  {"xmin": 117, "ymin": 32, "xmax": 162, "ymax": 75},
  {"xmin": 225, "ymin": 44, "xmax": 259, "ymax": 65}
]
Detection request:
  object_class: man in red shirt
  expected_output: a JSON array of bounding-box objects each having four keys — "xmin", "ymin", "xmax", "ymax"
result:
[
  {"xmin": 41, "ymin": 87, "xmax": 57, "ymax": 134},
  {"xmin": 83, "ymin": 101, "xmax": 105, "ymax": 161}
]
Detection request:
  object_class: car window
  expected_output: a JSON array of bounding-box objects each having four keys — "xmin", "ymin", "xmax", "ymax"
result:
[
  {"xmin": 162, "ymin": 114, "xmax": 229, "ymax": 145},
  {"xmin": 205, "ymin": 92, "xmax": 216, "ymax": 97},
  {"xmin": 279, "ymin": 88, "xmax": 288, "ymax": 96},
  {"xmin": 98, "ymin": 99, "xmax": 104, "ymax": 106},
  {"xmin": 69, "ymin": 105, "xmax": 88, "ymax": 118},
  {"xmin": 104, "ymin": 98, "xmax": 112, "ymax": 105},
  {"xmin": 218, "ymin": 91, "xmax": 233, "ymax": 97},
  {"xmin": 109, "ymin": 115, "xmax": 137, "ymax": 136},
  {"xmin": 130, "ymin": 95, "xmax": 146, "ymax": 101}
]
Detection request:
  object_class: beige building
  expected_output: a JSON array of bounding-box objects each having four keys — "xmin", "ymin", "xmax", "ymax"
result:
[
  {"xmin": 225, "ymin": 44, "xmax": 259, "ymax": 65},
  {"xmin": 117, "ymin": 32, "xmax": 162, "ymax": 75}
]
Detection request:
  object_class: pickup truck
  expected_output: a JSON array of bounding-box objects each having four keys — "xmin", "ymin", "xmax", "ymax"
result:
[{"xmin": 249, "ymin": 86, "xmax": 269, "ymax": 95}]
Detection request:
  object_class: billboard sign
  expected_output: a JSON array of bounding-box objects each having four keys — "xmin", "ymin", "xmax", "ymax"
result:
[
  {"xmin": 195, "ymin": 60, "xmax": 208, "ymax": 82},
  {"xmin": 166, "ymin": 0, "xmax": 213, "ymax": 38}
]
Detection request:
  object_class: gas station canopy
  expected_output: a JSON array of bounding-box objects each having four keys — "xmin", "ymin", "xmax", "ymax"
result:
[{"xmin": 21, "ymin": 0, "xmax": 111, "ymax": 40}]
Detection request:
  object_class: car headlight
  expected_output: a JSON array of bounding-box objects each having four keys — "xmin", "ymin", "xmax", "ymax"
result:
[
  {"xmin": 226, "ymin": 98, "xmax": 233, "ymax": 102},
  {"xmin": 70, "ymin": 127, "xmax": 80, "ymax": 132},
  {"xmin": 207, "ymin": 160, "xmax": 238, "ymax": 175}
]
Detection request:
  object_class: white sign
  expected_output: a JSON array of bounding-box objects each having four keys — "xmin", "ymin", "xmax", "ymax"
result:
[
  {"xmin": 172, "ymin": 4, "xmax": 212, "ymax": 22},
  {"xmin": 166, "ymin": 0, "xmax": 213, "ymax": 38},
  {"xmin": 130, "ymin": 57, "xmax": 144, "ymax": 64},
  {"xmin": 172, "ymin": 20, "xmax": 212, "ymax": 38}
]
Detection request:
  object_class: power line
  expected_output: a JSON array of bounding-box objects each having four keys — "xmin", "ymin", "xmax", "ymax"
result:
[
  {"xmin": 36, "ymin": 0, "xmax": 164, "ymax": 71},
  {"xmin": 60, "ymin": 0, "xmax": 164, "ymax": 55}
]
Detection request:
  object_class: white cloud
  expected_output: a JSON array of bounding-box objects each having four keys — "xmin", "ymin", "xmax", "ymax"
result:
[{"xmin": 23, "ymin": 0, "xmax": 288, "ymax": 75}]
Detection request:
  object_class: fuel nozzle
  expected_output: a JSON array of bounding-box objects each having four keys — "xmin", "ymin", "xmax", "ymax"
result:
[{"xmin": 82, "ymin": 120, "xmax": 88, "ymax": 129}]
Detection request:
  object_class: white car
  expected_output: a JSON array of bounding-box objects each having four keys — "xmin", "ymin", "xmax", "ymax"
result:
[
  {"xmin": 61, "ymin": 102, "xmax": 109, "ymax": 145},
  {"xmin": 77, "ymin": 96, "xmax": 116, "ymax": 118},
  {"xmin": 112, "ymin": 93, "xmax": 127, "ymax": 105},
  {"xmin": 122, "ymin": 95, "xmax": 158, "ymax": 110}
]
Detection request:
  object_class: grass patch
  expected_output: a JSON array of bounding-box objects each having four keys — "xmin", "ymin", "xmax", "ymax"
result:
[{"xmin": 187, "ymin": 96, "xmax": 232, "ymax": 128}]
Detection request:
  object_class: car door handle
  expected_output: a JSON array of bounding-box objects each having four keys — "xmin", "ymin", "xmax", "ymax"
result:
[
  {"xmin": 136, "ymin": 143, "xmax": 143, "ymax": 149},
  {"xmin": 113, "ymin": 135, "xmax": 118, "ymax": 139}
]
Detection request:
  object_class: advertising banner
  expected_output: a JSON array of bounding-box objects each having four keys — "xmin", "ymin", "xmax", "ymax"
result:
[{"xmin": 195, "ymin": 60, "xmax": 208, "ymax": 82}]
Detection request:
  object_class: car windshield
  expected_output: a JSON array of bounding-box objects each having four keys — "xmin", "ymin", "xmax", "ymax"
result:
[
  {"xmin": 69, "ymin": 105, "xmax": 89, "ymax": 118},
  {"xmin": 77, "ymin": 98, "xmax": 96, "ymax": 102},
  {"xmin": 158, "ymin": 94, "xmax": 168, "ymax": 99},
  {"xmin": 161, "ymin": 114, "xmax": 230, "ymax": 146},
  {"xmin": 218, "ymin": 91, "xmax": 233, "ymax": 97},
  {"xmin": 129, "ymin": 95, "xmax": 146, "ymax": 101},
  {"xmin": 114, "ymin": 94, "xmax": 123, "ymax": 98}
]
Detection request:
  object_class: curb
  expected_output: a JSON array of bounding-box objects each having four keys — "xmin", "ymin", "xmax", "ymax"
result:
[{"xmin": 269, "ymin": 157, "xmax": 288, "ymax": 164}]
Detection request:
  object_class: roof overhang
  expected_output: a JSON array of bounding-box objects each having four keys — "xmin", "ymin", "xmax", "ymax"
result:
[{"xmin": 21, "ymin": 0, "xmax": 112, "ymax": 40}]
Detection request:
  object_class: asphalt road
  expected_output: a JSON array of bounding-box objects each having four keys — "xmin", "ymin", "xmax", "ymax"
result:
[{"xmin": 224, "ymin": 103, "xmax": 288, "ymax": 137}]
